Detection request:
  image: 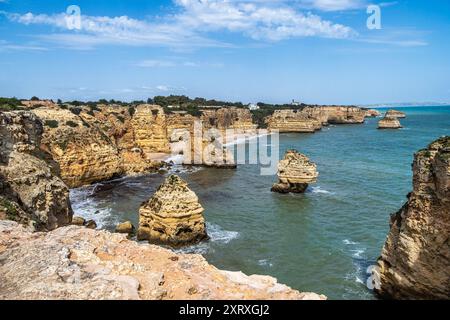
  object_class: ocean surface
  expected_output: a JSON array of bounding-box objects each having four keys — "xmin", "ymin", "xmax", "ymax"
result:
[{"xmin": 70, "ymin": 106, "xmax": 450, "ymax": 300}]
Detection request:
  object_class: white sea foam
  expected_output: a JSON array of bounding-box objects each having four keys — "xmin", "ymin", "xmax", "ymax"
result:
[
  {"xmin": 207, "ymin": 223, "xmax": 239, "ymax": 244},
  {"xmin": 343, "ymin": 239, "xmax": 358, "ymax": 245},
  {"xmin": 172, "ymin": 223, "xmax": 239, "ymax": 255},
  {"xmin": 258, "ymin": 259, "xmax": 273, "ymax": 267},
  {"xmin": 310, "ymin": 186, "xmax": 332, "ymax": 194},
  {"xmin": 351, "ymin": 249, "xmax": 366, "ymax": 259},
  {"xmin": 69, "ymin": 188, "xmax": 113, "ymax": 228}
]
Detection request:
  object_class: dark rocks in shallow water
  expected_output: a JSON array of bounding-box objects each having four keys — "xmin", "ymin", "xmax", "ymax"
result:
[
  {"xmin": 271, "ymin": 182, "xmax": 308, "ymax": 194},
  {"xmin": 71, "ymin": 216, "xmax": 86, "ymax": 226},
  {"xmin": 115, "ymin": 221, "xmax": 135, "ymax": 235},
  {"xmin": 85, "ymin": 220, "xmax": 97, "ymax": 229}
]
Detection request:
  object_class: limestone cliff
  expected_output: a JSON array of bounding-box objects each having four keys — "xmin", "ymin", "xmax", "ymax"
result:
[
  {"xmin": 131, "ymin": 104, "xmax": 170, "ymax": 154},
  {"xmin": 32, "ymin": 105, "xmax": 162, "ymax": 188},
  {"xmin": 365, "ymin": 109, "xmax": 381, "ymax": 117},
  {"xmin": 376, "ymin": 137, "xmax": 450, "ymax": 299},
  {"xmin": 138, "ymin": 175, "xmax": 208, "ymax": 246},
  {"xmin": 266, "ymin": 106, "xmax": 366, "ymax": 133},
  {"xmin": 0, "ymin": 111, "xmax": 72, "ymax": 231},
  {"xmin": 378, "ymin": 116, "xmax": 402, "ymax": 129},
  {"xmin": 201, "ymin": 107, "xmax": 257, "ymax": 134},
  {"xmin": 319, "ymin": 106, "xmax": 366, "ymax": 124},
  {"xmin": 0, "ymin": 220, "xmax": 325, "ymax": 300},
  {"xmin": 271, "ymin": 150, "xmax": 318, "ymax": 193},
  {"xmin": 266, "ymin": 110, "xmax": 321, "ymax": 133},
  {"xmin": 166, "ymin": 113, "xmax": 236, "ymax": 168},
  {"xmin": 385, "ymin": 109, "xmax": 406, "ymax": 118}
]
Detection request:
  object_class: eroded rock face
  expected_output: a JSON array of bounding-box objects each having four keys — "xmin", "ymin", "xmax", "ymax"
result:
[
  {"xmin": 320, "ymin": 106, "xmax": 366, "ymax": 124},
  {"xmin": 0, "ymin": 111, "xmax": 72, "ymax": 231},
  {"xmin": 138, "ymin": 175, "xmax": 208, "ymax": 246},
  {"xmin": 32, "ymin": 105, "xmax": 162, "ymax": 188},
  {"xmin": 201, "ymin": 107, "xmax": 257, "ymax": 134},
  {"xmin": 376, "ymin": 137, "xmax": 450, "ymax": 299},
  {"xmin": 271, "ymin": 150, "xmax": 318, "ymax": 193},
  {"xmin": 265, "ymin": 106, "xmax": 366, "ymax": 133},
  {"xmin": 266, "ymin": 110, "xmax": 321, "ymax": 133},
  {"xmin": 365, "ymin": 109, "xmax": 381, "ymax": 117},
  {"xmin": 378, "ymin": 116, "xmax": 402, "ymax": 129},
  {"xmin": 385, "ymin": 109, "xmax": 406, "ymax": 118},
  {"xmin": 166, "ymin": 113, "xmax": 236, "ymax": 168},
  {"xmin": 131, "ymin": 104, "xmax": 170, "ymax": 154},
  {"xmin": 0, "ymin": 220, "xmax": 325, "ymax": 300}
]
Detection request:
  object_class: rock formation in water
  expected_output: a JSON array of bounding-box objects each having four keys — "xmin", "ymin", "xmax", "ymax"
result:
[
  {"xmin": 271, "ymin": 150, "xmax": 318, "ymax": 193},
  {"xmin": 385, "ymin": 109, "xmax": 406, "ymax": 118},
  {"xmin": 365, "ymin": 109, "xmax": 381, "ymax": 117},
  {"xmin": 138, "ymin": 175, "xmax": 208, "ymax": 246},
  {"xmin": 378, "ymin": 116, "xmax": 402, "ymax": 129},
  {"xmin": 0, "ymin": 111, "xmax": 72, "ymax": 230},
  {"xmin": 319, "ymin": 106, "xmax": 367, "ymax": 124},
  {"xmin": 0, "ymin": 220, "xmax": 325, "ymax": 300},
  {"xmin": 376, "ymin": 137, "xmax": 450, "ymax": 299}
]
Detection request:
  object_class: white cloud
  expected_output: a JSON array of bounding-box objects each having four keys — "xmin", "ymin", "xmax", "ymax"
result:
[
  {"xmin": 156, "ymin": 85, "xmax": 170, "ymax": 91},
  {"xmin": 0, "ymin": 39, "xmax": 47, "ymax": 51},
  {"xmin": 2, "ymin": 0, "xmax": 356, "ymax": 49},
  {"xmin": 298, "ymin": 0, "xmax": 367, "ymax": 11}
]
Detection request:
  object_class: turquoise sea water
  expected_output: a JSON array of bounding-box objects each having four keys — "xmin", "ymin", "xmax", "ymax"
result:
[{"xmin": 70, "ymin": 106, "xmax": 450, "ymax": 300}]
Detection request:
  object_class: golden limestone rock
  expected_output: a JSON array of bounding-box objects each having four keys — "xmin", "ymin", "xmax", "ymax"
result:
[
  {"xmin": 0, "ymin": 111, "xmax": 72, "ymax": 231},
  {"xmin": 385, "ymin": 109, "xmax": 406, "ymax": 118},
  {"xmin": 31, "ymin": 105, "xmax": 162, "ymax": 188},
  {"xmin": 378, "ymin": 116, "xmax": 402, "ymax": 129},
  {"xmin": 166, "ymin": 113, "xmax": 236, "ymax": 168},
  {"xmin": 265, "ymin": 106, "xmax": 367, "ymax": 133},
  {"xmin": 266, "ymin": 110, "xmax": 321, "ymax": 133},
  {"xmin": 271, "ymin": 150, "xmax": 318, "ymax": 193},
  {"xmin": 376, "ymin": 137, "xmax": 450, "ymax": 299},
  {"xmin": 365, "ymin": 109, "xmax": 381, "ymax": 117},
  {"xmin": 319, "ymin": 106, "xmax": 366, "ymax": 124},
  {"xmin": 0, "ymin": 220, "xmax": 326, "ymax": 300},
  {"xmin": 201, "ymin": 107, "xmax": 257, "ymax": 134},
  {"xmin": 131, "ymin": 104, "xmax": 170, "ymax": 154},
  {"xmin": 138, "ymin": 175, "xmax": 208, "ymax": 246}
]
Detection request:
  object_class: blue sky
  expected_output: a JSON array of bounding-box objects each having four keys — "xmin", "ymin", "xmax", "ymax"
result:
[{"xmin": 0, "ymin": 0, "xmax": 449, "ymax": 105}]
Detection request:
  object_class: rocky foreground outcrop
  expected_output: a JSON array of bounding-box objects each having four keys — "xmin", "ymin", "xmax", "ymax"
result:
[
  {"xmin": 0, "ymin": 111, "xmax": 72, "ymax": 230},
  {"xmin": 0, "ymin": 221, "xmax": 325, "ymax": 300},
  {"xmin": 271, "ymin": 150, "xmax": 318, "ymax": 193},
  {"xmin": 385, "ymin": 109, "xmax": 406, "ymax": 118},
  {"xmin": 376, "ymin": 137, "xmax": 450, "ymax": 299},
  {"xmin": 378, "ymin": 116, "xmax": 402, "ymax": 129},
  {"xmin": 138, "ymin": 175, "xmax": 208, "ymax": 246}
]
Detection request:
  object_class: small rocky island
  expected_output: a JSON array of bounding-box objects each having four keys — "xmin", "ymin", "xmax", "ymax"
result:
[
  {"xmin": 376, "ymin": 136, "xmax": 449, "ymax": 299},
  {"xmin": 137, "ymin": 175, "xmax": 208, "ymax": 246},
  {"xmin": 378, "ymin": 116, "xmax": 403, "ymax": 129},
  {"xmin": 385, "ymin": 109, "xmax": 406, "ymax": 118},
  {"xmin": 271, "ymin": 150, "xmax": 318, "ymax": 193}
]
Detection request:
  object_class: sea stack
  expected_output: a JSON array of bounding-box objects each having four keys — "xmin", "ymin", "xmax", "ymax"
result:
[
  {"xmin": 385, "ymin": 109, "xmax": 406, "ymax": 118},
  {"xmin": 365, "ymin": 109, "xmax": 381, "ymax": 117},
  {"xmin": 137, "ymin": 175, "xmax": 208, "ymax": 246},
  {"xmin": 378, "ymin": 116, "xmax": 402, "ymax": 129},
  {"xmin": 376, "ymin": 136, "xmax": 450, "ymax": 299},
  {"xmin": 271, "ymin": 150, "xmax": 318, "ymax": 193}
]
